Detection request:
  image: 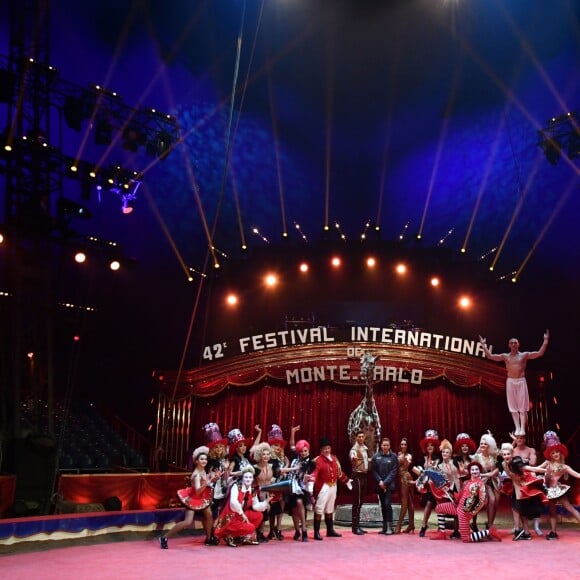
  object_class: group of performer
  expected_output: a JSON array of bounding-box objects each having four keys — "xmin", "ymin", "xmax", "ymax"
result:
[
  {"xmin": 158, "ymin": 331, "xmax": 579, "ymax": 548},
  {"xmin": 158, "ymin": 423, "xmax": 353, "ymax": 548},
  {"xmin": 158, "ymin": 421, "xmax": 579, "ymax": 549}
]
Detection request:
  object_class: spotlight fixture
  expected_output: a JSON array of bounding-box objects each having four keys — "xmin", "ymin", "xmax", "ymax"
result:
[
  {"xmin": 57, "ymin": 197, "xmax": 92, "ymax": 223},
  {"xmin": 538, "ymin": 111, "xmax": 579, "ymax": 164},
  {"xmin": 63, "ymin": 94, "xmax": 89, "ymax": 131},
  {"xmin": 0, "ymin": 68, "xmax": 16, "ymax": 103},
  {"xmin": 539, "ymin": 135, "xmax": 561, "ymax": 165},
  {"xmin": 94, "ymin": 117, "xmax": 113, "ymax": 145},
  {"xmin": 122, "ymin": 125, "xmax": 147, "ymax": 152},
  {"xmin": 146, "ymin": 130, "xmax": 175, "ymax": 159}
]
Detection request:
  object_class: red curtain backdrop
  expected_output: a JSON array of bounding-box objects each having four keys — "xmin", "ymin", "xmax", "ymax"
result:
[{"xmin": 159, "ymin": 376, "xmax": 548, "ymax": 470}]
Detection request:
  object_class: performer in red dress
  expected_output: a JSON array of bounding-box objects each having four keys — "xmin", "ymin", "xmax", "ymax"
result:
[
  {"xmin": 214, "ymin": 465, "xmax": 270, "ymax": 547},
  {"xmin": 535, "ymin": 431, "xmax": 580, "ymax": 540},
  {"xmin": 158, "ymin": 446, "xmax": 219, "ymax": 549}
]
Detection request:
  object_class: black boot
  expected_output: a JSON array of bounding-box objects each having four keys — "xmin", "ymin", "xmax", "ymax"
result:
[
  {"xmin": 326, "ymin": 514, "xmax": 342, "ymax": 537},
  {"xmin": 314, "ymin": 515, "xmax": 323, "ymax": 541}
]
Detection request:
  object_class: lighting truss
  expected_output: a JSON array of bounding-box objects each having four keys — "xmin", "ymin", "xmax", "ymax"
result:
[{"xmin": 537, "ymin": 111, "xmax": 579, "ymax": 165}]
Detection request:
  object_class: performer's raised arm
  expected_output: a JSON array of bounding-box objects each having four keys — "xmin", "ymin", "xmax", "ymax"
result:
[
  {"xmin": 478, "ymin": 335, "xmax": 503, "ymax": 361},
  {"xmin": 526, "ymin": 329, "xmax": 549, "ymax": 360}
]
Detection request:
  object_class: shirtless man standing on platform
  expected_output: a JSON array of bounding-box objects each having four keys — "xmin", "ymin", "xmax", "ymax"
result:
[{"xmin": 478, "ymin": 330, "xmax": 549, "ymax": 436}]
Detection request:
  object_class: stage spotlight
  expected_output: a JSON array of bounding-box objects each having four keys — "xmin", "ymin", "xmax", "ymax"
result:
[
  {"xmin": 74, "ymin": 252, "xmax": 86, "ymax": 263},
  {"xmin": 331, "ymin": 256, "xmax": 341, "ymax": 268},
  {"xmin": 299, "ymin": 262, "xmax": 309, "ymax": 273},
  {"xmin": 146, "ymin": 130, "xmax": 175, "ymax": 159},
  {"xmin": 264, "ymin": 274, "xmax": 278, "ymax": 287},
  {"xmin": 395, "ymin": 263, "xmax": 407, "ymax": 275},
  {"xmin": 539, "ymin": 134, "xmax": 561, "ymax": 165},
  {"xmin": 122, "ymin": 125, "xmax": 146, "ymax": 152},
  {"xmin": 63, "ymin": 94, "xmax": 88, "ymax": 131},
  {"xmin": 567, "ymin": 128, "xmax": 580, "ymax": 159},
  {"xmin": 57, "ymin": 197, "xmax": 92, "ymax": 222},
  {"xmin": 430, "ymin": 276, "xmax": 440, "ymax": 287},
  {"xmin": 0, "ymin": 68, "xmax": 16, "ymax": 103},
  {"xmin": 0, "ymin": 232, "xmax": 4, "ymax": 244},
  {"xmin": 458, "ymin": 295, "xmax": 471, "ymax": 309},
  {"xmin": 226, "ymin": 293, "xmax": 238, "ymax": 306},
  {"xmin": 109, "ymin": 260, "xmax": 121, "ymax": 271},
  {"xmin": 366, "ymin": 257, "xmax": 376, "ymax": 268},
  {"xmin": 94, "ymin": 117, "xmax": 112, "ymax": 145}
]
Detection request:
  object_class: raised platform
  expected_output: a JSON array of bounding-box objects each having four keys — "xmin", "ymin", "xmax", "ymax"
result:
[{"xmin": 334, "ymin": 502, "xmax": 407, "ymax": 528}]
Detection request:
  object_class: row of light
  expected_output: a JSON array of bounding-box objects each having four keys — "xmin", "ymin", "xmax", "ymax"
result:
[
  {"xmin": 225, "ymin": 286, "xmax": 472, "ymax": 309},
  {"xmin": 254, "ymin": 257, "xmax": 441, "ymax": 280},
  {"xmin": 2, "ymin": 135, "xmax": 141, "ymax": 214},
  {"xmin": 256, "ymin": 263, "xmax": 439, "ymax": 287},
  {"xmin": 58, "ymin": 302, "xmax": 97, "ymax": 313},
  {"xmin": 74, "ymin": 252, "xmax": 122, "ymax": 271}
]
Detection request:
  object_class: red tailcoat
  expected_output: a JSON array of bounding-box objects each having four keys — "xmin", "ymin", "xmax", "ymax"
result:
[{"xmin": 311, "ymin": 454, "xmax": 349, "ymax": 497}]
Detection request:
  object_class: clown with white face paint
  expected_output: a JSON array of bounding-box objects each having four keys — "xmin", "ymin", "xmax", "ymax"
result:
[
  {"xmin": 432, "ymin": 461, "xmax": 502, "ymax": 543},
  {"xmin": 214, "ymin": 464, "xmax": 270, "ymax": 547}
]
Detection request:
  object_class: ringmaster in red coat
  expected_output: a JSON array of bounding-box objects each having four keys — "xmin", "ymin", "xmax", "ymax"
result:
[{"xmin": 309, "ymin": 437, "xmax": 353, "ymax": 540}]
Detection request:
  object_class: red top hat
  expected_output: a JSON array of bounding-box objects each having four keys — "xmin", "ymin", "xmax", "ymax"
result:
[
  {"xmin": 453, "ymin": 432, "xmax": 476, "ymax": 454},
  {"xmin": 419, "ymin": 429, "xmax": 440, "ymax": 454},
  {"xmin": 227, "ymin": 428, "xmax": 253, "ymax": 456},
  {"xmin": 267, "ymin": 424, "xmax": 286, "ymax": 447},
  {"xmin": 203, "ymin": 422, "xmax": 227, "ymax": 448},
  {"xmin": 543, "ymin": 430, "xmax": 568, "ymax": 460}
]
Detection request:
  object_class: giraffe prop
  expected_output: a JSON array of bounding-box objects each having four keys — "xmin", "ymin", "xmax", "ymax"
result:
[{"xmin": 347, "ymin": 351, "xmax": 382, "ymax": 453}]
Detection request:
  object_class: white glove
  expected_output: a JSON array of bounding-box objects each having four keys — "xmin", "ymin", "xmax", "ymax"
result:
[{"xmin": 346, "ymin": 479, "xmax": 353, "ymax": 490}]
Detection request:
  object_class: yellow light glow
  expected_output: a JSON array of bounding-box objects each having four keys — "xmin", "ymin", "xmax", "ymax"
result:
[
  {"xmin": 299, "ymin": 262, "xmax": 309, "ymax": 273},
  {"xmin": 331, "ymin": 256, "xmax": 341, "ymax": 268},
  {"xmin": 458, "ymin": 295, "xmax": 471, "ymax": 309},
  {"xmin": 430, "ymin": 277, "xmax": 440, "ymax": 287},
  {"xmin": 226, "ymin": 294, "xmax": 238, "ymax": 306},
  {"xmin": 396, "ymin": 263, "xmax": 407, "ymax": 274},
  {"xmin": 366, "ymin": 257, "xmax": 376, "ymax": 268},
  {"xmin": 265, "ymin": 274, "xmax": 278, "ymax": 287}
]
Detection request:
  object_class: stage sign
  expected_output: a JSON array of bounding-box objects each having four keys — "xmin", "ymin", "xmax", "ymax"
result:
[{"xmin": 201, "ymin": 325, "xmax": 488, "ymax": 364}]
